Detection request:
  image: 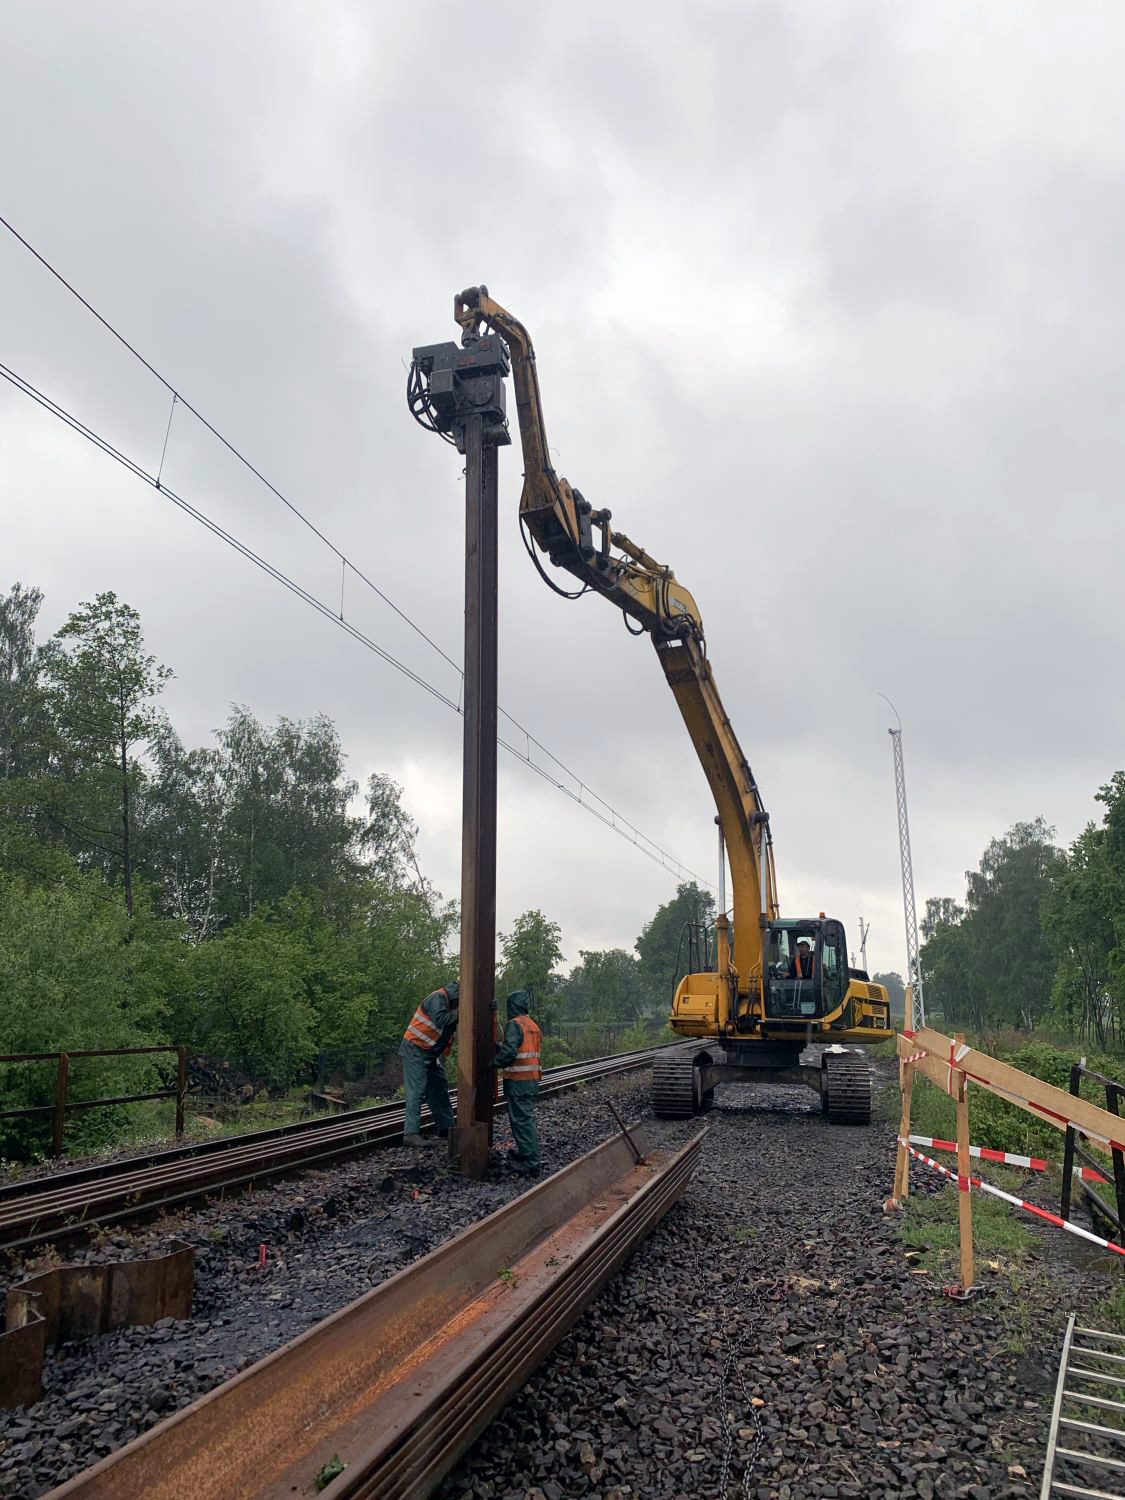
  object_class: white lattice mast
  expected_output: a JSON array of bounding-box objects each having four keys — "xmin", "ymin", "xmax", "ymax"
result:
[{"xmin": 880, "ymin": 696, "xmax": 926, "ymax": 1030}]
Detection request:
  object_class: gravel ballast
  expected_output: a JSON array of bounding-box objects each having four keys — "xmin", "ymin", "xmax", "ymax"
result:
[
  {"xmin": 438, "ymin": 1076, "xmax": 1115, "ymax": 1500},
  {"xmin": 0, "ymin": 1060, "xmax": 1114, "ymax": 1498}
]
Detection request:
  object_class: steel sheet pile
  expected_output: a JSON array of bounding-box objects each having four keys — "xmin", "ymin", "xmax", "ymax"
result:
[{"xmin": 47, "ymin": 1125, "xmax": 703, "ymax": 1500}]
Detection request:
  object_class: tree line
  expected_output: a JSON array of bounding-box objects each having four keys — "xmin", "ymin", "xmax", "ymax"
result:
[
  {"xmin": 920, "ymin": 780, "xmax": 1125, "ymax": 1049},
  {"xmin": 0, "ymin": 582, "xmax": 726, "ymax": 1154}
]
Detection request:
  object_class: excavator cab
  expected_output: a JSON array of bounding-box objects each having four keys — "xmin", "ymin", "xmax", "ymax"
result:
[{"xmin": 764, "ymin": 918, "xmax": 848, "ymax": 1020}]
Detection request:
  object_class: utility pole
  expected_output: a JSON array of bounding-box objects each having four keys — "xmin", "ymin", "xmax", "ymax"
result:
[
  {"xmin": 410, "ymin": 290, "xmax": 511, "ymax": 1178},
  {"xmin": 858, "ymin": 915, "xmax": 870, "ymax": 975},
  {"xmin": 879, "ymin": 695, "xmax": 925, "ymax": 1031}
]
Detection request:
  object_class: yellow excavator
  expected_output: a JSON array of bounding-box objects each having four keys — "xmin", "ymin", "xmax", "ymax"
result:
[{"xmin": 409, "ymin": 287, "xmax": 892, "ymax": 1124}]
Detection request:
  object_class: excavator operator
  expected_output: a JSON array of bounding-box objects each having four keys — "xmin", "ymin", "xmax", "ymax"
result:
[{"xmin": 793, "ymin": 940, "xmax": 816, "ymax": 980}]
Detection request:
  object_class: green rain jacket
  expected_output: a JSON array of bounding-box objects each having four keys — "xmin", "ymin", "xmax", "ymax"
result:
[
  {"xmin": 490, "ymin": 989, "xmax": 539, "ymax": 1084},
  {"xmin": 398, "ymin": 982, "xmax": 460, "ymax": 1058}
]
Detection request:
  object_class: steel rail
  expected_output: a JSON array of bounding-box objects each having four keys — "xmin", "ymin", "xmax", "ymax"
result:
[
  {"xmin": 0, "ymin": 1045, "xmax": 677, "ymax": 1254},
  {"xmin": 49, "ymin": 1122, "xmax": 705, "ymax": 1500}
]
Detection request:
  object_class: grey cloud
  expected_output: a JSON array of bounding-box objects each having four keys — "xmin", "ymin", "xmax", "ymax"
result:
[{"xmin": 3, "ymin": 0, "xmax": 1123, "ymax": 978}]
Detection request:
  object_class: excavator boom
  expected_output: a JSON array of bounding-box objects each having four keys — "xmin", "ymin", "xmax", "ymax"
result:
[{"xmin": 451, "ymin": 287, "xmax": 777, "ymax": 1012}]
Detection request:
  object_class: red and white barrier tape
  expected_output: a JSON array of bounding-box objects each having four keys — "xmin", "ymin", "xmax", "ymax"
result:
[
  {"xmin": 906, "ymin": 1134, "xmax": 1109, "ymax": 1184},
  {"xmin": 899, "ymin": 1139, "xmax": 1125, "ymax": 1258}
]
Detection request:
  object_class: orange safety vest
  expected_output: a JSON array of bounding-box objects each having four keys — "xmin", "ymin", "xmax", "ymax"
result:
[
  {"xmin": 795, "ymin": 952, "xmax": 815, "ymax": 979},
  {"xmin": 503, "ymin": 1015, "xmax": 542, "ymax": 1082},
  {"xmin": 403, "ymin": 989, "xmax": 450, "ymax": 1052}
]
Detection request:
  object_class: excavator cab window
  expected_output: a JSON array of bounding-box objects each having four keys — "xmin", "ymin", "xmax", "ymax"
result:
[
  {"xmin": 764, "ymin": 923, "xmax": 825, "ymax": 1019},
  {"xmin": 820, "ymin": 921, "xmax": 847, "ymax": 1010}
]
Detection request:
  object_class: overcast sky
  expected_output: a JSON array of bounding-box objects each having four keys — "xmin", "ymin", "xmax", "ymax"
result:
[{"xmin": 3, "ymin": 2, "xmax": 1123, "ymax": 978}]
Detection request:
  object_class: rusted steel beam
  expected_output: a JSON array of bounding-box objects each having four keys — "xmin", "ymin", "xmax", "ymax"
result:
[
  {"xmin": 0, "ymin": 1047, "xmax": 674, "ymax": 1255},
  {"xmin": 0, "ymin": 1242, "xmax": 193, "ymax": 1408},
  {"xmin": 455, "ymin": 414, "xmax": 501, "ymax": 1180},
  {"xmin": 47, "ymin": 1125, "xmax": 704, "ymax": 1500}
]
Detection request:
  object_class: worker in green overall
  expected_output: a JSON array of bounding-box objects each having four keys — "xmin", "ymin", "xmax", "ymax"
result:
[
  {"xmin": 490, "ymin": 989, "xmax": 542, "ymax": 1176},
  {"xmin": 400, "ymin": 980, "xmax": 459, "ymax": 1146}
]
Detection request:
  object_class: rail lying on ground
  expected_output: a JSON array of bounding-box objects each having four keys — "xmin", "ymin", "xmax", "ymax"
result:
[
  {"xmin": 0, "ymin": 1046, "xmax": 674, "ymax": 1255},
  {"xmin": 49, "ymin": 1123, "xmax": 705, "ymax": 1500}
]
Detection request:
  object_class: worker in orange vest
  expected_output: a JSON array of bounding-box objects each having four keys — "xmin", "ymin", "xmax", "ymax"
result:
[
  {"xmin": 400, "ymin": 980, "xmax": 459, "ymax": 1146},
  {"xmin": 490, "ymin": 989, "xmax": 542, "ymax": 1176},
  {"xmin": 793, "ymin": 940, "xmax": 816, "ymax": 980}
]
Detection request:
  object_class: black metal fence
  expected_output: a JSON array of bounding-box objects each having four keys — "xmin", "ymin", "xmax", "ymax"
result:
[{"xmin": 1061, "ymin": 1058, "xmax": 1125, "ymax": 1246}]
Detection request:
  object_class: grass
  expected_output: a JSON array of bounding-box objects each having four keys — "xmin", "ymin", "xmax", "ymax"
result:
[
  {"xmin": 865, "ymin": 1036, "xmax": 899, "ymax": 1058},
  {"xmin": 897, "ymin": 1182, "xmax": 1053, "ymax": 1354},
  {"xmin": 901, "ymin": 1186, "xmax": 1036, "ymax": 1272}
]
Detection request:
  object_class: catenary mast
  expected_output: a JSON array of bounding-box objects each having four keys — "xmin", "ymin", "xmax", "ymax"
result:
[{"xmin": 880, "ymin": 697, "xmax": 926, "ymax": 1030}]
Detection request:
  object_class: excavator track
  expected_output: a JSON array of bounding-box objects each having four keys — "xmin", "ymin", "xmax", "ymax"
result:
[
  {"xmin": 652, "ymin": 1050, "xmax": 704, "ymax": 1118},
  {"xmin": 821, "ymin": 1048, "xmax": 872, "ymax": 1125}
]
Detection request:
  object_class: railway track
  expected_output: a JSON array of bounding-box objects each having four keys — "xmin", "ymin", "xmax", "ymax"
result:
[
  {"xmin": 48, "ymin": 1122, "xmax": 705, "ymax": 1500},
  {"xmin": 0, "ymin": 1045, "xmax": 674, "ymax": 1255}
]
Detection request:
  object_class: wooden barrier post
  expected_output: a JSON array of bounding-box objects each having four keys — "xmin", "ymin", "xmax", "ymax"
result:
[
  {"xmin": 175, "ymin": 1046, "xmax": 188, "ymax": 1139},
  {"xmin": 955, "ymin": 1033, "xmax": 974, "ymax": 1293},
  {"xmin": 52, "ymin": 1053, "xmax": 70, "ymax": 1157},
  {"xmin": 893, "ymin": 1058, "xmax": 914, "ymax": 1202}
]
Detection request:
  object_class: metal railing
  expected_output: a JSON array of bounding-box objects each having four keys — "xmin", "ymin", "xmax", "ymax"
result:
[{"xmin": 0, "ymin": 1046, "xmax": 189, "ymax": 1156}]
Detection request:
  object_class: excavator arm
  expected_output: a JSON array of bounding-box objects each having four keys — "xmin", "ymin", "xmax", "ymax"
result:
[{"xmin": 450, "ymin": 288, "xmax": 778, "ymax": 1013}]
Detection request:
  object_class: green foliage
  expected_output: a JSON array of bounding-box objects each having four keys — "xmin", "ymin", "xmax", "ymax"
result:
[
  {"xmin": 315, "ymin": 1456, "xmax": 346, "ymax": 1491},
  {"xmin": 42, "ymin": 592, "xmax": 173, "ymax": 916},
  {"xmin": 560, "ymin": 947, "xmax": 645, "ymax": 1026},
  {"xmin": 0, "ymin": 867, "xmax": 176, "ymax": 1154},
  {"xmin": 969, "ymin": 819, "xmax": 1064, "ymax": 1031},
  {"xmin": 0, "ymin": 583, "xmax": 472, "ymax": 1159},
  {"xmin": 362, "ymin": 772, "xmax": 426, "ymax": 890},
  {"xmin": 921, "ymin": 783, "xmax": 1125, "ymax": 1050},
  {"xmin": 0, "ymin": 582, "xmax": 48, "ymax": 791},
  {"xmin": 900, "ymin": 1188, "xmax": 1034, "ymax": 1273},
  {"xmin": 634, "ymin": 881, "xmax": 715, "ymax": 1009},
  {"xmin": 920, "ymin": 819, "xmax": 1065, "ymax": 1035},
  {"xmin": 1043, "ymin": 820, "xmax": 1116, "ymax": 1046},
  {"xmin": 540, "ymin": 1037, "xmax": 574, "ymax": 1069},
  {"xmin": 499, "ymin": 909, "xmax": 563, "ymax": 1022},
  {"xmin": 185, "ymin": 911, "xmax": 315, "ymax": 1088}
]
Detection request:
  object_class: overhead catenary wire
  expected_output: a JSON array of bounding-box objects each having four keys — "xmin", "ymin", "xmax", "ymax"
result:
[
  {"xmin": 1, "ymin": 212, "xmax": 714, "ymax": 890},
  {"xmin": 0, "ymin": 359, "xmax": 712, "ymax": 890}
]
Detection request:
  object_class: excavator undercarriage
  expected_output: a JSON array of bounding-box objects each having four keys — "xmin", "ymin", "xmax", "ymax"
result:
[{"xmin": 652, "ymin": 1042, "xmax": 874, "ymax": 1125}]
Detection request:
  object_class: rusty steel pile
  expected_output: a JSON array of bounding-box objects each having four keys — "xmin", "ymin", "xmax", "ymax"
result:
[{"xmin": 0, "ymin": 1058, "xmax": 1116, "ymax": 1500}]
